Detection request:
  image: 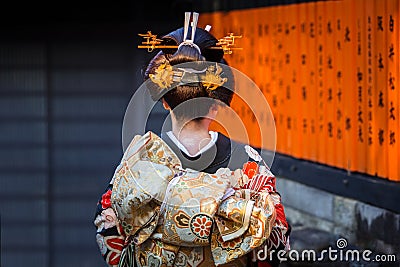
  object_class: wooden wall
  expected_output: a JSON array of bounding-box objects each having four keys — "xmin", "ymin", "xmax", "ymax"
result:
[
  {"xmin": 201, "ymin": 0, "xmax": 400, "ymax": 182},
  {"xmin": 0, "ymin": 39, "xmax": 146, "ymax": 266}
]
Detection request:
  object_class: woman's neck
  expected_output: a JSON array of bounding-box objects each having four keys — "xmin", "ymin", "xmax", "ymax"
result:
[{"xmin": 171, "ymin": 117, "xmax": 212, "ymax": 156}]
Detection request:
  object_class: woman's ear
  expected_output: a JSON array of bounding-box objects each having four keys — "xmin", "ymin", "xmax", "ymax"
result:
[{"xmin": 161, "ymin": 98, "xmax": 171, "ymax": 111}]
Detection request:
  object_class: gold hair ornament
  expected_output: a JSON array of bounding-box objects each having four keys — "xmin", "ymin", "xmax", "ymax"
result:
[
  {"xmin": 201, "ymin": 64, "xmax": 228, "ymax": 91},
  {"xmin": 214, "ymin": 33, "xmax": 243, "ymax": 55},
  {"xmin": 138, "ymin": 31, "xmax": 171, "ymax": 52},
  {"xmin": 138, "ymin": 32, "xmax": 242, "ymax": 55},
  {"xmin": 149, "ymin": 62, "xmax": 228, "ymax": 90},
  {"xmin": 149, "ymin": 62, "xmax": 174, "ymax": 89}
]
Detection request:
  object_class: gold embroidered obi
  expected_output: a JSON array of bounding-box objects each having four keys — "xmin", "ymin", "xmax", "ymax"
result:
[{"xmin": 110, "ymin": 132, "xmax": 276, "ymax": 267}]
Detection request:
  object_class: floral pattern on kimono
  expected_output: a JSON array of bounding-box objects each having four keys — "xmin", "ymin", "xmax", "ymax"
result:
[
  {"xmin": 239, "ymin": 167, "xmax": 291, "ymax": 266},
  {"xmin": 94, "ymin": 132, "xmax": 290, "ymax": 267},
  {"xmin": 95, "ymin": 184, "xmax": 127, "ymax": 267}
]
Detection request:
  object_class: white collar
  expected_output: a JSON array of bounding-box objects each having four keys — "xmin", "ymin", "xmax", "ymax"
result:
[{"xmin": 166, "ymin": 131, "xmax": 218, "ymax": 157}]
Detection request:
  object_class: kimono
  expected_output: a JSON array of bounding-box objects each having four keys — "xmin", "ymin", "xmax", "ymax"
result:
[{"xmin": 94, "ymin": 132, "xmax": 290, "ymax": 267}]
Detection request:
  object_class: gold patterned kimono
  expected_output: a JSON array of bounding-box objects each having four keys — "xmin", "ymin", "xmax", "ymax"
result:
[{"xmin": 94, "ymin": 132, "xmax": 288, "ymax": 267}]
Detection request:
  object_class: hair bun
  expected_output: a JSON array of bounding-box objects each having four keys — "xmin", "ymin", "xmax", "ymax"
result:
[{"xmin": 161, "ymin": 27, "xmax": 224, "ymax": 62}]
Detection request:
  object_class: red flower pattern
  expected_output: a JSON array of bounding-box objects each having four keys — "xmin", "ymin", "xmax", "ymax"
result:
[
  {"xmin": 104, "ymin": 235, "xmax": 124, "ymax": 265},
  {"xmin": 242, "ymin": 161, "xmax": 259, "ymax": 179},
  {"xmin": 101, "ymin": 189, "xmax": 112, "ymax": 209},
  {"xmin": 217, "ymin": 234, "xmax": 242, "ymax": 250},
  {"xmin": 192, "ymin": 215, "xmax": 212, "ymax": 238}
]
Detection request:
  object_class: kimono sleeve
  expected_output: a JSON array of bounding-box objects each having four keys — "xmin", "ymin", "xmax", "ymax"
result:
[
  {"xmin": 93, "ymin": 132, "xmax": 182, "ymax": 266},
  {"xmin": 210, "ymin": 166, "xmax": 291, "ymax": 266},
  {"xmin": 210, "ymin": 190, "xmax": 276, "ymax": 266},
  {"xmin": 94, "ymin": 181, "xmax": 127, "ymax": 267}
]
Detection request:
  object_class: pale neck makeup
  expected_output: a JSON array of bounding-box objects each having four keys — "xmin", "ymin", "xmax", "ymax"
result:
[{"xmin": 170, "ymin": 115, "xmax": 215, "ymax": 156}]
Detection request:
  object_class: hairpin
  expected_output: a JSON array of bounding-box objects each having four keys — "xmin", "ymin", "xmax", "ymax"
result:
[
  {"xmin": 138, "ymin": 13, "xmax": 242, "ymax": 55},
  {"xmin": 149, "ymin": 62, "xmax": 174, "ymax": 89},
  {"xmin": 175, "ymin": 12, "xmax": 202, "ymax": 54},
  {"xmin": 214, "ymin": 33, "xmax": 243, "ymax": 55},
  {"xmin": 138, "ymin": 31, "xmax": 176, "ymax": 52},
  {"xmin": 149, "ymin": 62, "xmax": 228, "ymax": 90},
  {"xmin": 138, "ymin": 32, "xmax": 242, "ymax": 55},
  {"xmin": 201, "ymin": 64, "xmax": 228, "ymax": 90}
]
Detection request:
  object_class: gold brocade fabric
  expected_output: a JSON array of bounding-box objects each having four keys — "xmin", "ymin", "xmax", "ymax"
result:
[
  {"xmin": 111, "ymin": 132, "xmax": 181, "ymax": 244},
  {"xmin": 161, "ymin": 170, "xmax": 230, "ymax": 246},
  {"xmin": 211, "ymin": 190, "xmax": 276, "ymax": 266},
  {"xmin": 109, "ymin": 132, "xmax": 277, "ymax": 267}
]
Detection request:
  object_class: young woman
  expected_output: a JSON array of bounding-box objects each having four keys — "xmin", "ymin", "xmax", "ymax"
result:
[
  {"xmin": 94, "ymin": 14, "xmax": 290, "ymax": 267},
  {"xmin": 145, "ymin": 26, "xmax": 250, "ymax": 174}
]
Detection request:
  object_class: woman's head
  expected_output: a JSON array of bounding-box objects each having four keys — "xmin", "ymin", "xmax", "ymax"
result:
[{"xmin": 143, "ymin": 26, "xmax": 234, "ymax": 122}]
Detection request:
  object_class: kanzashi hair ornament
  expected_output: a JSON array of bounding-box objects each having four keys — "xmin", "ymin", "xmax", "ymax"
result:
[
  {"xmin": 178, "ymin": 12, "xmax": 202, "ymax": 54},
  {"xmin": 149, "ymin": 62, "xmax": 228, "ymax": 90},
  {"xmin": 214, "ymin": 33, "xmax": 243, "ymax": 55},
  {"xmin": 149, "ymin": 62, "xmax": 174, "ymax": 89},
  {"xmin": 137, "ymin": 13, "xmax": 242, "ymax": 55},
  {"xmin": 201, "ymin": 63, "xmax": 228, "ymax": 91},
  {"xmin": 138, "ymin": 31, "xmax": 165, "ymax": 52}
]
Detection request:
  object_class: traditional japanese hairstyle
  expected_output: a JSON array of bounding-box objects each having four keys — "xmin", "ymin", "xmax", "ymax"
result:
[{"xmin": 143, "ymin": 12, "xmax": 234, "ymax": 121}]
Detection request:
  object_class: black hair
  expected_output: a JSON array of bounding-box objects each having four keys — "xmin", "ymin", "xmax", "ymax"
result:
[{"xmin": 144, "ymin": 27, "xmax": 234, "ymax": 121}]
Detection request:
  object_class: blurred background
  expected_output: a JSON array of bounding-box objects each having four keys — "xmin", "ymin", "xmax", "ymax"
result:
[
  {"xmin": 0, "ymin": 0, "xmax": 399, "ymax": 266},
  {"xmin": 0, "ymin": 1, "xmax": 186, "ymax": 266}
]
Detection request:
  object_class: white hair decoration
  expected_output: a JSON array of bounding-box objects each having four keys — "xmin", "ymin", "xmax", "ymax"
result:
[
  {"xmin": 177, "ymin": 12, "xmax": 202, "ymax": 54},
  {"xmin": 137, "ymin": 13, "xmax": 242, "ymax": 55}
]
